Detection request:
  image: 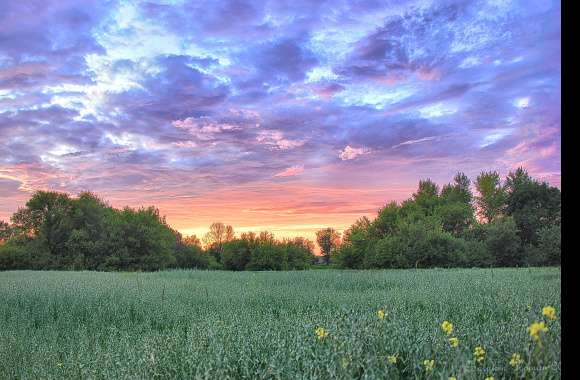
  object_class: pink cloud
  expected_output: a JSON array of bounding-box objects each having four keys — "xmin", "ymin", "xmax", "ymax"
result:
[
  {"xmin": 416, "ymin": 68, "xmax": 442, "ymax": 81},
  {"xmin": 274, "ymin": 165, "xmax": 304, "ymax": 177},
  {"xmin": 257, "ymin": 130, "xmax": 305, "ymax": 150}
]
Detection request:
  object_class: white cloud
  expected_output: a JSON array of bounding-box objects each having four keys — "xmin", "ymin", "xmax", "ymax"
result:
[
  {"xmin": 391, "ymin": 136, "xmax": 437, "ymax": 149},
  {"xmin": 479, "ymin": 128, "xmax": 514, "ymax": 147},
  {"xmin": 339, "ymin": 145, "xmax": 370, "ymax": 160},
  {"xmin": 514, "ymin": 97, "xmax": 530, "ymax": 109},
  {"xmin": 257, "ymin": 130, "xmax": 305, "ymax": 150},
  {"xmin": 418, "ymin": 103, "xmax": 458, "ymax": 118}
]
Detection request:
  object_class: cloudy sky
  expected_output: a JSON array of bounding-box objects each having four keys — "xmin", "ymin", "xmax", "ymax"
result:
[{"xmin": 0, "ymin": 0, "xmax": 561, "ymax": 239}]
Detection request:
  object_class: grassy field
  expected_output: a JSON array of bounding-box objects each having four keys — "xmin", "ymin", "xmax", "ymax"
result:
[{"xmin": 0, "ymin": 268, "xmax": 560, "ymax": 379}]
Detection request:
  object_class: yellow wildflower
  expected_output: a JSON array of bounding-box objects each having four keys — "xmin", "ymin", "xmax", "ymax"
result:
[
  {"xmin": 387, "ymin": 355, "xmax": 398, "ymax": 365},
  {"xmin": 484, "ymin": 377, "xmax": 494, "ymax": 380},
  {"xmin": 542, "ymin": 306, "xmax": 557, "ymax": 321},
  {"xmin": 449, "ymin": 377, "xmax": 457, "ymax": 380},
  {"xmin": 378, "ymin": 309, "xmax": 386, "ymax": 320},
  {"xmin": 528, "ymin": 321, "xmax": 548, "ymax": 342},
  {"xmin": 509, "ymin": 353, "xmax": 523, "ymax": 367},
  {"xmin": 474, "ymin": 346, "xmax": 486, "ymax": 363},
  {"xmin": 423, "ymin": 359, "xmax": 435, "ymax": 371},
  {"xmin": 315, "ymin": 327, "xmax": 329, "ymax": 340},
  {"xmin": 449, "ymin": 337, "xmax": 459, "ymax": 348},
  {"xmin": 441, "ymin": 320, "xmax": 454, "ymax": 335}
]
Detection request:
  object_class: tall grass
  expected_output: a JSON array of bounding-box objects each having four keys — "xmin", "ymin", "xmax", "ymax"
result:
[{"xmin": 0, "ymin": 268, "xmax": 560, "ymax": 379}]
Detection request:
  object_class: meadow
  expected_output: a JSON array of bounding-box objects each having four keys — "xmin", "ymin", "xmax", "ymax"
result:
[{"xmin": 0, "ymin": 268, "xmax": 560, "ymax": 379}]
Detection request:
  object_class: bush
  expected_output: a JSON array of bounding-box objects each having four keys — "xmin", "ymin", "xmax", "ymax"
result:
[
  {"xmin": 364, "ymin": 236, "xmax": 407, "ymax": 268},
  {"xmin": 222, "ymin": 240, "xmax": 252, "ymax": 271},
  {"xmin": 526, "ymin": 224, "xmax": 561, "ymax": 266},
  {"xmin": 0, "ymin": 243, "xmax": 31, "ymax": 270},
  {"xmin": 484, "ymin": 216, "xmax": 522, "ymax": 267},
  {"xmin": 174, "ymin": 244, "xmax": 209, "ymax": 269}
]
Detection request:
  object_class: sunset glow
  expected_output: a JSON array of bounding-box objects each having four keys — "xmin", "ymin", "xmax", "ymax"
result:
[{"xmin": 0, "ymin": 0, "xmax": 561, "ymax": 241}]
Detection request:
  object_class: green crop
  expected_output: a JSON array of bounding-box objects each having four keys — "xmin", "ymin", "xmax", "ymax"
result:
[{"xmin": 0, "ymin": 268, "xmax": 560, "ymax": 379}]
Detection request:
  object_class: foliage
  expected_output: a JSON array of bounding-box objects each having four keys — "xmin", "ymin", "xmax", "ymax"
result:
[
  {"xmin": 316, "ymin": 228, "xmax": 341, "ymax": 265},
  {"xmin": 0, "ymin": 167, "xmax": 561, "ymax": 271},
  {"xmin": 475, "ymin": 171, "xmax": 506, "ymax": 223},
  {"xmin": 504, "ymin": 168, "xmax": 561, "ymax": 245},
  {"xmin": 336, "ymin": 169, "xmax": 560, "ymax": 269}
]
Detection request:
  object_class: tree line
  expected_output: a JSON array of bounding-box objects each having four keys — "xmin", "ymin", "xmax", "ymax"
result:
[
  {"xmin": 334, "ymin": 168, "xmax": 560, "ymax": 268},
  {"xmin": 0, "ymin": 167, "xmax": 560, "ymax": 271},
  {"xmin": 0, "ymin": 191, "xmax": 316, "ymax": 271}
]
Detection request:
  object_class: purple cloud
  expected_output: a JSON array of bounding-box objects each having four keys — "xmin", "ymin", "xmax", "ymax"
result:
[{"xmin": 0, "ymin": 0, "xmax": 561, "ymax": 234}]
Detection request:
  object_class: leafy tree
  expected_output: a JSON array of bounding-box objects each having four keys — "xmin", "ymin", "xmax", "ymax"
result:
[
  {"xmin": 337, "ymin": 217, "xmax": 372, "ymax": 268},
  {"xmin": 504, "ymin": 167, "xmax": 561, "ymax": 245},
  {"xmin": 183, "ymin": 235, "xmax": 202, "ymax": 248},
  {"xmin": 257, "ymin": 231, "xmax": 275, "ymax": 245},
  {"xmin": 475, "ymin": 171, "xmax": 506, "ymax": 223},
  {"xmin": 105, "ymin": 206, "xmax": 177, "ymax": 271},
  {"xmin": 11, "ymin": 191, "xmax": 75, "ymax": 260},
  {"xmin": 203, "ymin": 222, "xmax": 235, "ymax": 261},
  {"xmin": 439, "ymin": 172, "xmax": 475, "ymax": 235},
  {"xmin": 246, "ymin": 242, "xmax": 284, "ymax": 270},
  {"xmin": 534, "ymin": 224, "xmax": 561, "ymax": 266},
  {"xmin": 484, "ymin": 216, "xmax": 522, "ymax": 267},
  {"xmin": 0, "ymin": 242, "xmax": 31, "ymax": 270},
  {"xmin": 316, "ymin": 228, "xmax": 341, "ymax": 265},
  {"xmin": 0, "ymin": 221, "xmax": 13, "ymax": 242},
  {"xmin": 365, "ymin": 235, "xmax": 408, "ymax": 268},
  {"xmin": 222, "ymin": 239, "xmax": 252, "ymax": 271},
  {"xmin": 412, "ymin": 179, "xmax": 440, "ymax": 214},
  {"xmin": 174, "ymin": 243, "xmax": 208, "ymax": 269},
  {"xmin": 281, "ymin": 238, "xmax": 315, "ymax": 269},
  {"xmin": 441, "ymin": 172, "xmax": 473, "ymax": 205},
  {"xmin": 371, "ymin": 202, "xmax": 400, "ymax": 238}
]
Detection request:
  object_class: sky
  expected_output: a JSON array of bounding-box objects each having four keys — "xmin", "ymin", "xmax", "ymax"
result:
[{"xmin": 0, "ymin": 0, "xmax": 561, "ymax": 241}]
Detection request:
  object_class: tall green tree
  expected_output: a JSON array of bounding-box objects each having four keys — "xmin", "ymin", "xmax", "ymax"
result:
[
  {"xmin": 203, "ymin": 222, "xmax": 235, "ymax": 261},
  {"xmin": 439, "ymin": 172, "xmax": 475, "ymax": 236},
  {"xmin": 10, "ymin": 191, "xmax": 74, "ymax": 260},
  {"xmin": 483, "ymin": 216, "xmax": 522, "ymax": 267},
  {"xmin": 316, "ymin": 228, "xmax": 341, "ymax": 265},
  {"xmin": 475, "ymin": 171, "xmax": 506, "ymax": 223},
  {"xmin": 337, "ymin": 217, "xmax": 372, "ymax": 268},
  {"xmin": 504, "ymin": 167, "xmax": 561, "ymax": 245},
  {"xmin": 0, "ymin": 221, "xmax": 13, "ymax": 242},
  {"xmin": 412, "ymin": 179, "xmax": 440, "ymax": 214}
]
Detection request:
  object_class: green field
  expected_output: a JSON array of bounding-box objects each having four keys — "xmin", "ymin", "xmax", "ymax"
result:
[{"xmin": 0, "ymin": 268, "xmax": 560, "ymax": 379}]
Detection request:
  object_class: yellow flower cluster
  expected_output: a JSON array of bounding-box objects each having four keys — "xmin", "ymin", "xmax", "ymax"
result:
[
  {"xmin": 441, "ymin": 320, "xmax": 454, "ymax": 335},
  {"xmin": 448, "ymin": 377, "xmax": 457, "ymax": 380},
  {"xmin": 528, "ymin": 321, "xmax": 548, "ymax": 342},
  {"xmin": 542, "ymin": 306, "xmax": 556, "ymax": 321},
  {"xmin": 315, "ymin": 327, "xmax": 328, "ymax": 340},
  {"xmin": 331, "ymin": 305, "xmax": 557, "ymax": 375},
  {"xmin": 448, "ymin": 337, "xmax": 459, "ymax": 348},
  {"xmin": 377, "ymin": 309, "xmax": 386, "ymax": 320},
  {"xmin": 474, "ymin": 346, "xmax": 486, "ymax": 363},
  {"xmin": 440, "ymin": 320, "xmax": 459, "ymax": 348},
  {"xmin": 423, "ymin": 359, "xmax": 435, "ymax": 371},
  {"xmin": 509, "ymin": 352, "xmax": 523, "ymax": 367}
]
